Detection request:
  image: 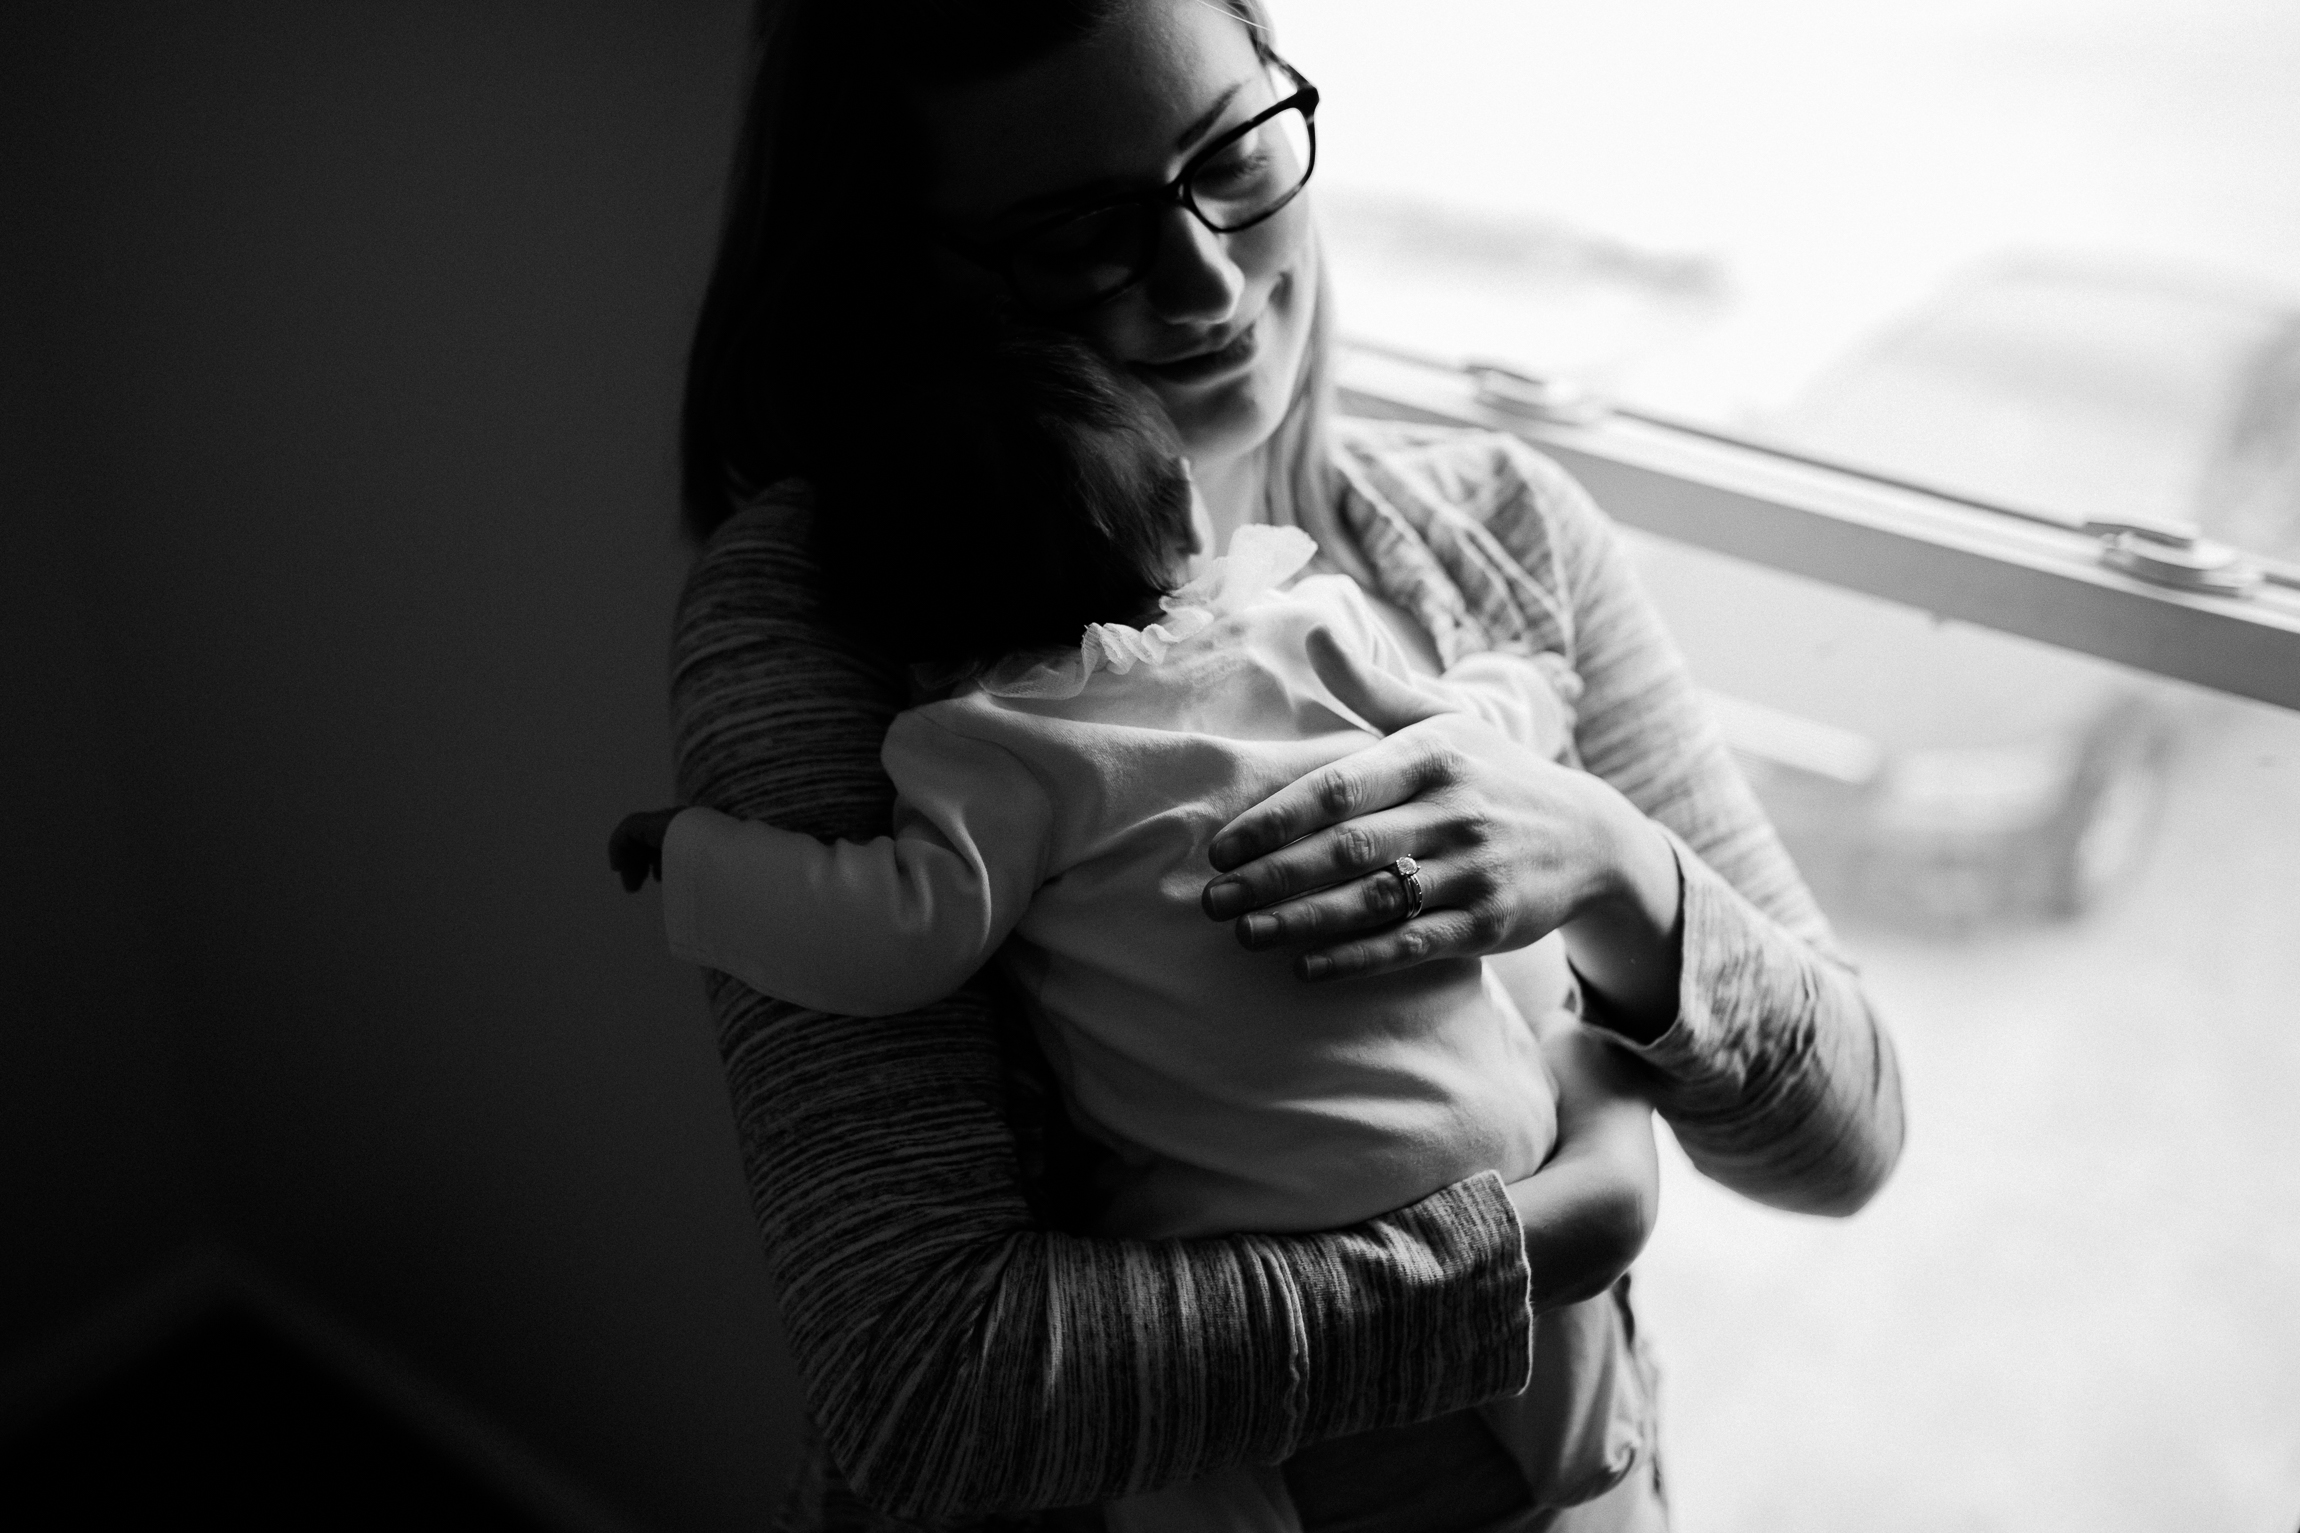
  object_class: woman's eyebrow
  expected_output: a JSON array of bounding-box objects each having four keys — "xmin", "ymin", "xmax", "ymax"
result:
[
  {"xmin": 1174, "ymin": 79, "xmax": 1250, "ymax": 154},
  {"xmin": 976, "ymin": 75, "xmax": 1262, "ymax": 231}
]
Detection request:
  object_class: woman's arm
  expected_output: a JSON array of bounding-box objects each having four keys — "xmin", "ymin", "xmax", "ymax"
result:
[
  {"xmin": 1200, "ymin": 432, "xmax": 1904, "ymax": 1217},
  {"xmin": 672, "ymin": 495, "xmax": 1536, "ymax": 1520},
  {"xmin": 1520, "ymin": 444, "xmax": 1904, "ymax": 1215}
]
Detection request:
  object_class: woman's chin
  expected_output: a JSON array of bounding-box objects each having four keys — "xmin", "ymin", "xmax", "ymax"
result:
[
  {"xmin": 1161, "ymin": 273, "xmax": 1308, "ymax": 465},
  {"xmin": 1162, "ymin": 373, "xmax": 1285, "ymax": 465}
]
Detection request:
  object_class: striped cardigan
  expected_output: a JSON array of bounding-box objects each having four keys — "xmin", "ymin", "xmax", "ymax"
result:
[{"xmin": 669, "ymin": 420, "xmax": 1906, "ymax": 1530}]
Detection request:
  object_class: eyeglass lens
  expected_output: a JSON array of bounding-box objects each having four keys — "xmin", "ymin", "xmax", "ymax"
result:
[{"xmin": 1008, "ymin": 101, "xmax": 1314, "ymax": 311}]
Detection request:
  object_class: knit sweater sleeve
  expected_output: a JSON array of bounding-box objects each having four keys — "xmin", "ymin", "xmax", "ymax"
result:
[
  {"xmin": 670, "ymin": 491, "xmax": 1535, "ymax": 1524},
  {"xmin": 1483, "ymin": 442, "xmax": 1907, "ymax": 1217}
]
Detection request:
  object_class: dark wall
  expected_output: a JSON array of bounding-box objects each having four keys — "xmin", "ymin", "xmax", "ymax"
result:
[
  {"xmin": 3, "ymin": 3, "xmax": 805, "ymax": 1526},
  {"xmin": 0, "ymin": 297, "xmax": 208, "ymax": 1373}
]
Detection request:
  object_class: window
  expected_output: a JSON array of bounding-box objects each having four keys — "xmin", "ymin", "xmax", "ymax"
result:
[{"xmin": 1283, "ymin": 3, "xmax": 2300, "ymax": 1526}]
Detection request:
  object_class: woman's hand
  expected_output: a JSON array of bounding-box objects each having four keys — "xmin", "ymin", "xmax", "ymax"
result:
[
  {"xmin": 609, "ymin": 806, "xmax": 684, "ymax": 892},
  {"xmin": 1199, "ymin": 629, "xmax": 1685, "ymax": 1041},
  {"xmin": 1509, "ymin": 1021, "xmax": 1659, "ymax": 1311}
]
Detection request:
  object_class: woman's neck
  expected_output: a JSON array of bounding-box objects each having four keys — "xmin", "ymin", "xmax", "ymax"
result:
[{"xmin": 1189, "ymin": 452, "xmax": 1266, "ymax": 564}]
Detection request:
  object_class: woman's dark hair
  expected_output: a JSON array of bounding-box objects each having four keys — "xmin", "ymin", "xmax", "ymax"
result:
[
  {"xmin": 683, "ymin": 2, "xmax": 1106, "ymax": 543},
  {"xmin": 678, "ymin": 0, "xmax": 1287, "ymax": 541},
  {"xmin": 675, "ymin": 1, "xmax": 1329, "ymax": 663}
]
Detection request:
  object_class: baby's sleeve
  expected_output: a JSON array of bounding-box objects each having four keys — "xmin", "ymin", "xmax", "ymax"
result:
[
  {"xmin": 1303, "ymin": 575, "xmax": 1577, "ymax": 761},
  {"xmin": 1432, "ymin": 649, "xmax": 1580, "ymax": 763},
  {"xmin": 661, "ymin": 707, "xmax": 1053, "ymax": 1017}
]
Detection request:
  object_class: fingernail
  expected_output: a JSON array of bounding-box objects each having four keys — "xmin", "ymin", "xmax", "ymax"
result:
[
  {"xmin": 1205, "ymin": 878, "xmax": 1245, "ymax": 918},
  {"xmin": 1299, "ymin": 955, "xmax": 1329, "ymax": 981},
  {"xmin": 1240, "ymin": 914, "xmax": 1272, "ymax": 947},
  {"xmin": 1208, "ymin": 837, "xmax": 1240, "ymax": 871}
]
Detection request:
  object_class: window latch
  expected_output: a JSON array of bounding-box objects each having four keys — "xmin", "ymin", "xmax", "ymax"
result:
[
  {"xmin": 2084, "ymin": 517, "xmax": 2265, "ymax": 598},
  {"xmin": 1467, "ymin": 361, "xmax": 1611, "ymax": 426},
  {"xmin": 1444, "ymin": 350, "xmax": 2290, "ymax": 601}
]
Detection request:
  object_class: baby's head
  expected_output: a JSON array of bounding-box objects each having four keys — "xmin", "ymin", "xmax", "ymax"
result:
[
  {"xmin": 983, "ymin": 327, "xmax": 1203, "ymax": 624},
  {"xmin": 812, "ymin": 321, "xmax": 1200, "ymax": 668}
]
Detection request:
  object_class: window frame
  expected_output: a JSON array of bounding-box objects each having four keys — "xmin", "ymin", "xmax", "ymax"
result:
[{"xmin": 1338, "ymin": 343, "xmax": 2300, "ymax": 714}]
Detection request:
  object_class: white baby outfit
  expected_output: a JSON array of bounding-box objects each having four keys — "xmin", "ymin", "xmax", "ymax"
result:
[
  {"xmin": 662, "ymin": 526, "xmax": 1580, "ymax": 1528},
  {"xmin": 663, "ymin": 526, "xmax": 1573, "ymax": 1237}
]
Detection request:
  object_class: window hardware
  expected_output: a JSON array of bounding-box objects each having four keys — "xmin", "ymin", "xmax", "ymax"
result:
[
  {"xmin": 1466, "ymin": 361, "xmax": 1610, "ymax": 426},
  {"xmin": 1336, "ymin": 338, "xmax": 2300, "ymax": 712},
  {"xmin": 1382, "ymin": 341, "xmax": 2300, "ymax": 604},
  {"xmin": 2095, "ymin": 527, "xmax": 2264, "ymax": 598}
]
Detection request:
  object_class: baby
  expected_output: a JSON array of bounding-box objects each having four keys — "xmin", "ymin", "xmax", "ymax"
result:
[{"xmin": 616, "ymin": 327, "xmax": 1648, "ymax": 1528}]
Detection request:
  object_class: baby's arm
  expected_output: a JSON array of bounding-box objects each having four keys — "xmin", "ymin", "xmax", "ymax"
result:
[
  {"xmin": 1506, "ymin": 1018, "xmax": 1659, "ymax": 1311},
  {"xmin": 647, "ymin": 710, "xmax": 1052, "ymax": 1017},
  {"xmin": 1428, "ymin": 650, "xmax": 1579, "ymax": 764},
  {"xmin": 659, "ymin": 811, "xmax": 988, "ymax": 1016},
  {"xmin": 1296, "ymin": 576, "xmax": 1576, "ymax": 762}
]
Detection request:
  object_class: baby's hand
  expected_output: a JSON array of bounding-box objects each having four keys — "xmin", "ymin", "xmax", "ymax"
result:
[{"xmin": 609, "ymin": 807, "xmax": 684, "ymax": 892}]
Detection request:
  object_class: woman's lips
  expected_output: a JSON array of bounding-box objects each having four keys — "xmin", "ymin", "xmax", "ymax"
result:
[{"xmin": 1135, "ymin": 322, "xmax": 1259, "ymax": 386}]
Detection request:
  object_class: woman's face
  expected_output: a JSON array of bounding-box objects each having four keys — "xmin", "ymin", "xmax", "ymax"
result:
[{"xmin": 917, "ymin": 0, "xmax": 1317, "ymax": 467}]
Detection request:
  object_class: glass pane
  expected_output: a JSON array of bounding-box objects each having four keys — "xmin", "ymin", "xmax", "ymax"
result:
[
  {"xmin": 1279, "ymin": 6, "xmax": 2300, "ymax": 1511},
  {"xmin": 1286, "ymin": 1, "xmax": 2300, "ymax": 559},
  {"xmin": 1621, "ymin": 530, "xmax": 2300, "ymax": 1529}
]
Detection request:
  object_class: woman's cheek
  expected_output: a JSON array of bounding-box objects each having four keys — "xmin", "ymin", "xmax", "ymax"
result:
[
  {"xmin": 1085, "ymin": 210, "xmax": 1317, "ymax": 459},
  {"xmin": 1222, "ymin": 212, "xmax": 1317, "ymax": 449},
  {"xmin": 1202, "ymin": 262, "xmax": 1311, "ymax": 455}
]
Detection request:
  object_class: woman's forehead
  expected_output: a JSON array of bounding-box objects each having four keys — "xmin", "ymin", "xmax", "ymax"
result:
[{"xmin": 917, "ymin": 0, "xmax": 1264, "ymax": 223}]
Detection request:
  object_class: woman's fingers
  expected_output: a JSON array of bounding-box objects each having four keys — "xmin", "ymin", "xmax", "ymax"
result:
[
  {"xmin": 1204, "ymin": 801, "xmax": 1440, "ymax": 920},
  {"xmin": 1295, "ymin": 908, "xmax": 1488, "ymax": 982},
  {"xmin": 1205, "ymin": 633, "xmax": 1468, "ymax": 875},
  {"xmin": 1231, "ymin": 856, "xmax": 1421, "ymax": 950},
  {"xmin": 1224, "ymin": 850, "xmax": 1517, "ymax": 980},
  {"xmin": 1207, "ymin": 722, "xmax": 1461, "ymax": 873}
]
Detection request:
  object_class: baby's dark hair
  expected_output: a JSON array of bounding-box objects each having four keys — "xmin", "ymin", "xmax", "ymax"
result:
[{"xmin": 808, "ymin": 320, "xmax": 1198, "ymax": 669}]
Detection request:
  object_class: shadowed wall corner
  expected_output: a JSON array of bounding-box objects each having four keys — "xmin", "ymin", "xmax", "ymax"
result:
[{"xmin": 1, "ymin": 3, "xmax": 807, "ymax": 1527}]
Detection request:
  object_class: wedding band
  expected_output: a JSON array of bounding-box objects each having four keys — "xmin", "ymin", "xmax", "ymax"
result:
[{"xmin": 1388, "ymin": 855, "xmax": 1426, "ymax": 921}]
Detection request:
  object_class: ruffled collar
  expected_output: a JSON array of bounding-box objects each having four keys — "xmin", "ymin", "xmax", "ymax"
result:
[{"xmin": 970, "ymin": 524, "xmax": 1318, "ymax": 701}]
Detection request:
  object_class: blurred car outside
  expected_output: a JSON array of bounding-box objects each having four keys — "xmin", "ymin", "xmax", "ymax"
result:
[{"xmin": 1626, "ymin": 257, "xmax": 2300, "ymax": 927}]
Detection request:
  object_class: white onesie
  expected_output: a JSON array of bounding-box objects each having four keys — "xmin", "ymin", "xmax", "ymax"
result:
[
  {"xmin": 663, "ymin": 525, "xmax": 1590, "ymax": 1532},
  {"xmin": 661, "ymin": 525, "xmax": 1578, "ymax": 1241}
]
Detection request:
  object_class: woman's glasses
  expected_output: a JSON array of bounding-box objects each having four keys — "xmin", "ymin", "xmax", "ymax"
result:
[{"xmin": 952, "ymin": 61, "xmax": 1319, "ymax": 315}]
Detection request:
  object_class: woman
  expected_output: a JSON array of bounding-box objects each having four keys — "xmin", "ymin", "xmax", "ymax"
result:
[{"xmin": 668, "ymin": 2, "xmax": 1905, "ymax": 1528}]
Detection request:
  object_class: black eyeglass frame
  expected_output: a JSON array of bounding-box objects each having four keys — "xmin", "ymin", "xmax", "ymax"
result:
[{"xmin": 943, "ymin": 59, "xmax": 1321, "ymax": 314}]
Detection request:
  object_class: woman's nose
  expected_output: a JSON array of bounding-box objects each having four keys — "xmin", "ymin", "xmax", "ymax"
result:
[{"xmin": 1141, "ymin": 207, "xmax": 1246, "ymax": 327}]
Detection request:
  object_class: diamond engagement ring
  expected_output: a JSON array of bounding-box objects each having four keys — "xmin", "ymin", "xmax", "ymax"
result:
[{"xmin": 1388, "ymin": 855, "xmax": 1426, "ymax": 921}]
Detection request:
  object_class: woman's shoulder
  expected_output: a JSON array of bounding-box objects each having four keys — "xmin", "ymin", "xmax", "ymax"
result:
[
  {"xmin": 1328, "ymin": 418, "xmax": 1624, "ymax": 667},
  {"xmin": 670, "ymin": 478, "xmax": 912, "ymax": 832},
  {"xmin": 680, "ymin": 478, "xmax": 818, "ymax": 607},
  {"xmin": 674, "ymin": 477, "xmax": 850, "ymax": 675},
  {"xmin": 1331, "ymin": 417, "xmax": 1605, "ymax": 545}
]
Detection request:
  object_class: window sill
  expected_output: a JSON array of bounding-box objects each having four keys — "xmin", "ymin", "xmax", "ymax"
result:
[{"xmin": 1338, "ymin": 344, "xmax": 2300, "ymax": 713}]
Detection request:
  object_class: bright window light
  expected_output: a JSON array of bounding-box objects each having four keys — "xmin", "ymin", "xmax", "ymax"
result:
[
  {"xmin": 1286, "ymin": 0, "xmax": 2300, "ymax": 559},
  {"xmin": 1279, "ymin": 4, "xmax": 2300, "ymax": 1527}
]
